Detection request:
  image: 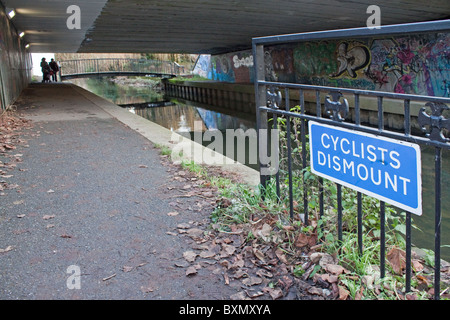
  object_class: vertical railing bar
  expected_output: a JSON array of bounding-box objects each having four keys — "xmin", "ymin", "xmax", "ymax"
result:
[
  {"xmin": 378, "ymin": 96, "xmax": 384, "ymax": 131},
  {"xmin": 434, "ymin": 146, "xmax": 442, "ymax": 300},
  {"xmin": 253, "ymin": 43, "xmax": 269, "ymax": 189},
  {"xmin": 284, "ymin": 88, "xmax": 294, "ymax": 205},
  {"xmin": 355, "ymin": 94, "xmax": 360, "ymax": 126},
  {"xmin": 315, "ymin": 90, "xmax": 321, "ymax": 117},
  {"xmin": 404, "ymin": 99, "xmax": 411, "ymax": 136},
  {"xmin": 405, "ymin": 212, "xmax": 412, "ymax": 293},
  {"xmin": 316, "ymin": 90, "xmax": 324, "ymax": 225},
  {"xmin": 337, "ymin": 184, "xmax": 342, "ymax": 242},
  {"xmin": 300, "ymin": 89, "xmax": 308, "ymax": 225},
  {"xmin": 274, "ymin": 107, "xmax": 280, "ymax": 202},
  {"xmin": 286, "ymin": 89, "xmax": 294, "ymax": 219},
  {"xmin": 380, "ymin": 201, "xmax": 386, "ymax": 279},
  {"xmin": 357, "ymin": 192, "xmax": 363, "ymax": 255},
  {"xmin": 377, "ymin": 94, "xmax": 387, "ymax": 281},
  {"xmin": 356, "ymin": 94, "xmax": 362, "ymax": 256}
]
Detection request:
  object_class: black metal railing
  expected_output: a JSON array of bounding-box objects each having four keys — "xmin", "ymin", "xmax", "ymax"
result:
[
  {"xmin": 59, "ymin": 58, "xmax": 185, "ymax": 79},
  {"xmin": 253, "ymin": 20, "xmax": 450, "ymax": 300}
]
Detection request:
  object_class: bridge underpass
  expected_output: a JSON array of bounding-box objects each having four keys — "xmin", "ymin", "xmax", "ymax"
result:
[
  {"xmin": 2, "ymin": 0, "xmax": 449, "ymax": 54},
  {"xmin": 1, "ymin": 0, "xmax": 450, "ymax": 302}
]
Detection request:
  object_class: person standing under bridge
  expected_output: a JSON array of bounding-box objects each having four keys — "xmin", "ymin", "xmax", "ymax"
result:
[
  {"xmin": 40, "ymin": 58, "xmax": 51, "ymax": 83},
  {"xmin": 49, "ymin": 59, "xmax": 59, "ymax": 82}
]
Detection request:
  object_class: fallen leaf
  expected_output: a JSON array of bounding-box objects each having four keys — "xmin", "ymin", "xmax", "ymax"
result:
[
  {"xmin": 307, "ymin": 287, "xmax": 323, "ymax": 295},
  {"xmin": 263, "ymin": 287, "xmax": 283, "ymax": 300},
  {"xmin": 282, "ymin": 225, "xmax": 295, "ymax": 231},
  {"xmin": 0, "ymin": 245, "xmax": 13, "ymax": 253},
  {"xmin": 412, "ymin": 259, "xmax": 424, "ymax": 272},
  {"xmin": 140, "ymin": 285, "xmax": 155, "ymax": 293},
  {"xmin": 256, "ymin": 269, "xmax": 273, "ymax": 278},
  {"xmin": 321, "ymin": 274, "xmax": 339, "ymax": 284},
  {"xmin": 230, "ymin": 291, "xmax": 247, "ymax": 300},
  {"xmin": 186, "ymin": 228, "xmax": 204, "ymax": 239},
  {"xmin": 295, "ymin": 232, "xmax": 316, "ymax": 248},
  {"xmin": 122, "ymin": 266, "xmax": 133, "ymax": 272},
  {"xmin": 245, "ymin": 290, "xmax": 265, "ymax": 298},
  {"xmin": 224, "ymin": 273, "xmax": 230, "ymax": 285},
  {"xmin": 325, "ymin": 264, "xmax": 346, "ymax": 275},
  {"xmin": 387, "ymin": 247, "xmax": 406, "ymax": 275},
  {"xmin": 220, "ymin": 244, "xmax": 236, "ymax": 257},
  {"xmin": 252, "ymin": 247, "xmax": 265, "ymax": 262},
  {"xmin": 294, "ymin": 233, "xmax": 309, "ymax": 248},
  {"xmin": 3, "ymin": 144, "xmax": 15, "ymax": 150},
  {"xmin": 186, "ymin": 266, "xmax": 197, "ymax": 276},
  {"xmin": 354, "ymin": 286, "xmax": 365, "ymax": 300},
  {"xmin": 257, "ymin": 223, "xmax": 272, "ymax": 240},
  {"xmin": 416, "ymin": 274, "xmax": 431, "ymax": 286},
  {"xmin": 230, "ymin": 256, "xmax": 245, "ymax": 269},
  {"xmin": 183, "ymin": 250, "xmax": 197, "ymax": 262},
  {"xmin": 275, "ymin": 248, "xmax": 288, "ymax": 264},
  {"xmin": 175, "ymin": 260, "xmax": 189, "ymax": 268},
  {"xmin": 242, "ymin": 276, "xmax": 263, "ymax": 286},
  {"xmin": 233, "ymin": 269, "xmax": 248, "ymax": 279},
  {"xmin": 200, "ymin": 250, "xmax": 216, "ymax": 259},
  {"xmin": 102, "ymin": 274, "xmax": 116, "ymax": 281},
  {"xmin": 338, "ymin": 285, "xmax": 350, "ymax": 300}
]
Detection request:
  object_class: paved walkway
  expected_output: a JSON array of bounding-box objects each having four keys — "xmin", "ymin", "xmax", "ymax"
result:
[{"xmin": 0, "ymin": 83, "xmax": 251, "ymax": 300}]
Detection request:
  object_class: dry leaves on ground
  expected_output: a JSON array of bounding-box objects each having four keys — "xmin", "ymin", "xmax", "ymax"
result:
[{"xmin": 0, "ymin": 109, "xmax": 32, "ymax": 195}]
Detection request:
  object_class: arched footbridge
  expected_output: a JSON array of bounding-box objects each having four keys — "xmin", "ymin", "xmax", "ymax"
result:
[{"xmin": 59, "ymin": 58, "xmax": 186, "ymax": 80}]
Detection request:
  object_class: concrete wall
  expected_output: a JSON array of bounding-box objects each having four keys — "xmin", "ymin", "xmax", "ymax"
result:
[
  {"xmin": 195, "ymin": 32, "xmax": 450, "ymax": 98},
  {"xmin": 0, "ymin": 4, "xmax": 32, "ymax": 110}
]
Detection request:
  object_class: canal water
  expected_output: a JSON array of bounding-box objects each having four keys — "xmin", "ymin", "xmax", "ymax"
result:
[{"xmin": 70, "ymin": 77, "xmax": 449, "ymax": 261}]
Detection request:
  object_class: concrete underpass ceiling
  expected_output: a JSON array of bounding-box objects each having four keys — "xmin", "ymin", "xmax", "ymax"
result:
[{"xmin": 3, "ymin": 0, "xmax": 450, "ymax": 54}]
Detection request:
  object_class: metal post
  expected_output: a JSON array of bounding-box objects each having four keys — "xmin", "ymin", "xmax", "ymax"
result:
[
  {"xmin": 253, "ymin": 42, "xmax": 270, "ymax": 188},
  {"xmin": 405, "ymin": 212, "xmax": 412, "ymax": 293},
  {"xmin": 380, "ymin": 202, "xmax": 386, "ymax": 279},
  {"xmin": 285, "ymin": 88, "xmax": 294, "ymax": 219},
  {"xmin": 435, "ymin": 146, "xmax": 442, "ymax": 300}
]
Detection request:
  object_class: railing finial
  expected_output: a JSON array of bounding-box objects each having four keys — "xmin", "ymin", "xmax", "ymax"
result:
[
  {"xmin": 266, "ymin": 86, "xmax": 282, "ymax": 109},
  {"xmin": 324, "ymin": 91, "xmax": 349, "ymax": 122},
  {"xmin": 418, "ymin": 102, "xmax": 450, "ymax": 143}
]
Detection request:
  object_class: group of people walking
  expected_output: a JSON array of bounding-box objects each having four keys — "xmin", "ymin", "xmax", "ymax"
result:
[{"xmin": 40, "ymin": 58, "xmax": 60, "ymax": 83}]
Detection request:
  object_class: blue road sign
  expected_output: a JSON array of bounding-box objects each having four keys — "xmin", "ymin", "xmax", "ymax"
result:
[{"xmin": 309, "ymin": 121, "xmax": 422, "ymax": 215}]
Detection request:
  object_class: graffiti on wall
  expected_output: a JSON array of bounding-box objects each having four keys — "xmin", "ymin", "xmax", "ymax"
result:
[
  {"xmin": 208, "ymin": 50, "xmax": 255, "ymax": 83},
  {"xmin": 292, "ymin": 33, "xmax": 450, "ymax": 96},
  {"xmin": 192, "ymin": 54, "xmax": 211, "ymax": 79},
  {"xmin": 198, "ymin": 32, "xmax": 449, "ymax": 96},
  {"xmin": 366, "ymin": 34, "xmax": 450, "ymax": 96},
  {"xmin": 331, "ymin": 41, "xmax": 371, "ymax": 78}
]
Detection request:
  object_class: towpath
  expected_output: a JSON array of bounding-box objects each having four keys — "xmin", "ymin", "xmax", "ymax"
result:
[{"xmin": 0, "ymin": 83, "xmax": 247, "ymax": 300}]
